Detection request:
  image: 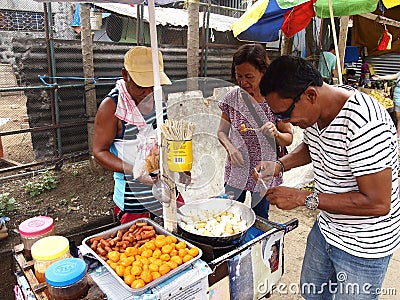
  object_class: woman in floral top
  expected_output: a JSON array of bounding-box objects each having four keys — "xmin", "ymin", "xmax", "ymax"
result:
[{"xmin": 217, "ymin": 44, "xmax": 293, "ymax": 219}]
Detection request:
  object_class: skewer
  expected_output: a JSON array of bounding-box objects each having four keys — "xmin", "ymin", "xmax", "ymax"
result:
[
  {"xmin": 160, "ymin": 119, "xmax": 196, "ymax": 141},
  {"xmin": 254, "ymin": 168, "xmax": 269, "ymax": 190}
]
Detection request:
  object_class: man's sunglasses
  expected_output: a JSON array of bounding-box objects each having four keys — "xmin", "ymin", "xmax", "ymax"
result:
[{"xmin": 273, "ymin": 81, "xmax": 314, "ymax": 120}]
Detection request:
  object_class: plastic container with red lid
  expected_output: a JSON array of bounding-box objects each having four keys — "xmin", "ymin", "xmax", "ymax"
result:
[{"xmin": 19, "ymin": 216, "xmax": 55, "ymax": 260}]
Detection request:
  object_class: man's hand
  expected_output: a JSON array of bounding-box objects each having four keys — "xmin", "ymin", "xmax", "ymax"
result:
[
  {"xmin": 254, "ymin": 161, "xmax": 280, "ymax": 179},
  {"xmin": 265, "ymin": 186, "xmax": 308, "ymax": 210}
]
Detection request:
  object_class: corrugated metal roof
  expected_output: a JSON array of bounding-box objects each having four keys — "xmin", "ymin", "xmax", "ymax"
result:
[{"xmin": 95, "ymin": 3, "xmax": 237, "ymax": 32}]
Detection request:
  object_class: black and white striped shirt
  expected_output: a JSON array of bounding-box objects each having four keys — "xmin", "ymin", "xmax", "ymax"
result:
[{"xmin": 304, "ymin": 87, "xmax": 400, "ymax": 258}]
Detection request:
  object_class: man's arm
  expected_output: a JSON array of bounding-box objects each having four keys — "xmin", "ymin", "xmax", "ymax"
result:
[
  {"xmin": 93, "ymin": 97, "xmax": 131, "ymax": 174},
  {"xmin": 276, "ymin": 142, "xmax": 311, "ymax": 173},
  {"xmin": 265, "ymin": 168, "xmax": 392, "ymax": 216}
]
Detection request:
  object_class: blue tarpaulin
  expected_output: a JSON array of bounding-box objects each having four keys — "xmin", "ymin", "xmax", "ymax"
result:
[
  {"xmin": 344, "ymin": 46, "xmax": 359, "ymax": 63},
  {"xmin": 71, "ymin": 3, "xmax": 80, "ymax": 27}
]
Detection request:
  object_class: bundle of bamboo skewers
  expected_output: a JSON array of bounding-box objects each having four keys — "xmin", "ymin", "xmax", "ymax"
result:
[{"xmin": 160, "ymin": 119, "xmax": 196, "ymax": 141}]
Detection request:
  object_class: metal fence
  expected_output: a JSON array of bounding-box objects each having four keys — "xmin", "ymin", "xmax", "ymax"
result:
[{"xmin": 0, "ymin": 38, "xmax": 240, "ymax": 178}]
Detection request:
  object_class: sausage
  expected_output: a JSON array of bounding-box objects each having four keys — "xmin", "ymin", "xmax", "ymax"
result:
[
  {"xmin": 97, "ymin": 246, "xmax": 107, "ymax": 256},
  {"xmin": 100, "ymin": 239, "xmax": 110, "ymax": 248},
  {"xmin": 123, "ymin": 236, "xmax": 134, "ymax": 243},
  {"xmin": 90, "ymin": 240, "xmax": 99, "ymax": 250},
  {"xmin": 135, "ymin": 222, "xmax": 148, "ymax": 227},
  {"xmin": 141, "ymin": 230, "xmax": 155, "ymax": 240},
  {"xmin": 137, "ymin": 238, "xmax": 150, "ymax": 245},
  {"xmin": 90, "ymin": 236, "xmax": 102, "ymax": 243},
  {"xmin": 141, "ymin": 225, "xmax": 154, "ymax": 231}
]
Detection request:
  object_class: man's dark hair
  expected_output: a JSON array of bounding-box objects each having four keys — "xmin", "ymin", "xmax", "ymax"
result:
[
  {"xmin": 347, "ymin": 69, "xmax": 356, "ymax": 76},
  {"xmin": 231, "ymin": 43, "xmax": 270, "ymax": 83},
  {"xmin": 328, "ymin": 43, "xmax": 335, "ymax": 51},
  {"xmin": 259, "ymin": 55, "xmax": 323, "ymax": 99}
]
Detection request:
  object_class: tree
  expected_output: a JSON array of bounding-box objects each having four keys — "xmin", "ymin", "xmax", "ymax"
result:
[{"xmin": 187, "ymin": 0, "xmax": 200, "ymax": 83}]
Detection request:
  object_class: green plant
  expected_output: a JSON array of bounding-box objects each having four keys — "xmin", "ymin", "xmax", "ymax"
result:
[
  {"xmin": 59, "ymin": 198, "xmax": 68, "ymax": 206},
  {"xmin": 0, "ymin": 193, "xmax": 16, "ymax": 216},
  {"xmin": 23, "ymin": 170, "xmax": 58, "ymax": 197}
]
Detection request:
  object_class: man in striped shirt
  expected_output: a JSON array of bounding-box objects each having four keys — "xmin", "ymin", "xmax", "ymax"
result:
[{"xmin": 256, "ymin": 55, "xmax": 400, "ymax": 299}]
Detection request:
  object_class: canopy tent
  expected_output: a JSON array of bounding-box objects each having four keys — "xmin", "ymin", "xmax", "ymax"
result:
[
  {"xmin": 232, "ymin": 0, "xmax": 381, "ymax": 42},
  {"xmin": 231, "ymin": 0, "xmax": 387, "ymax": 84}
]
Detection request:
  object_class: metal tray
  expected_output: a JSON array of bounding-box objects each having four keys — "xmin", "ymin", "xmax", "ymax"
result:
[{"xmin": 81, "ymin": 218, "xmax": 203, "ymax": 295}]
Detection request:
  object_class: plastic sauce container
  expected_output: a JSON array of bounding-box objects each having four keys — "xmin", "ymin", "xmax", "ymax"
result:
[
  {"xmin": 45, "ymin": 258, "xmax": 89, "ymax": 300},
  {"xmin": 31, "ymin": 236, "xmax": 71, "ymax": 283},
  {"xmin": 19, "ymin": 216, "xmax": 55, "ymax": 260}
]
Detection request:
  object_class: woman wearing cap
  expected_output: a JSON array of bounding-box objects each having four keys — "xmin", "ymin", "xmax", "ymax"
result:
[{"xmin": 93, "ymin": 46, "xmax": 171, "ymax": 223}]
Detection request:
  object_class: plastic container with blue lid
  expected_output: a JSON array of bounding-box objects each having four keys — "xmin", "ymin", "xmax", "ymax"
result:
[{"xmin": 45, "ymin": 258, "xmax": 88, "ymax": 300}]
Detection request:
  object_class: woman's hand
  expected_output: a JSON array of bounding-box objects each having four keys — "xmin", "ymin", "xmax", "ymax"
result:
[
  {"xmin": 260, "ymin": 121, "xmax": 279, "ymax": 138},
  {"xmin": 255, "ymin": 161, "xmax": 280, "ymax": 179},
  {"xmin": 372, "ymin": 75, "xmax": 380, "ymax": 80},
  {"xmin": 228, "ymin": 146, "xmax": 245, "ymax": 168}
]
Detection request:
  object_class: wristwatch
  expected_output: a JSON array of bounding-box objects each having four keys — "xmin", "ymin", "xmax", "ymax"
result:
[{"xmin": 305, "ymin": 192, "xmax": 319, "ymax": 210}]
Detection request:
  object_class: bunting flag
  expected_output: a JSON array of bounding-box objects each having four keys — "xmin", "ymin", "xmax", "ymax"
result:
[
  {"xmin": 231, "ymin": 0, "xmax": 289, "ymax": 42},
  {"xmin": 314, "ymin": 0, "xmax": 379, "ymax": 18},
  {"xmin": 381, "ymin": 0, "xmax": 400, "ymax": 9},
  {"xmin": 276, "ymin": 0, "xmax": 310, "ymax": 9},
  {"xmin": 281, "ymin": 0, "xmax": 316, "ymax": 38}
]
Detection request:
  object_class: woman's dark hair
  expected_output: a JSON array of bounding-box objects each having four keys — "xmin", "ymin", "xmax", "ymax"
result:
[
  {"xmin": 231, "ymin": 44, "xmax": 270, "ymax": 84},
  {"xmin": 260, "ymin": 55, "xmax": 323, "ymax": 99}
]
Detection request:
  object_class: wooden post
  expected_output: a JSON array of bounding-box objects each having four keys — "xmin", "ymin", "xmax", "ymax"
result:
[
  {"xmin": 328, "ymin": 0, "xmax": 342, "ymax": 84},
  {"xmin": 338, "ymin": 16, "xmax": 349, "ymax": 80},
  {"xmin": 80, "ymin": 4, "xmax": 97, "ymax": 161},
  {"xmin": 161, "ymin": 134, "xmax": 177, "ymax": 232},
  {"xmin": 0, "ymin": 136, "xmax": 3, "ymax": 157},
  {"xmin": 281, "ymin": 35, "xmax": 294, "ymax": 56},
  {"xmin": 305, "ymin": 21, "xmax": 314, "ymax": 59}
]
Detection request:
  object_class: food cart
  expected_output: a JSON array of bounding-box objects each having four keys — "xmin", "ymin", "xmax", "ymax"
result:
[
  {"xmin": 358, "ymin": 85, "xmax": 395, "ymax": 124},
  {"xmin": 14, "ymin": 217, "xmax": 297, "ymax": 299},
  {"xmin": 13, "ymin": 78, "xmax": 298, "ymax": 299}
]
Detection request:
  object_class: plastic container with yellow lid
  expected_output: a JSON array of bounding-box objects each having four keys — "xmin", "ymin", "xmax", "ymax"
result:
[{"xmin": 31, "ymin": 235, "xmax": 71, "ymax": 283}]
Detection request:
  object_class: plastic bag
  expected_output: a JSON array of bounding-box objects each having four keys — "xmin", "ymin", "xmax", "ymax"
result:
[{"xmin": 132, "ymin": 125, "xmax": 160, "ymax": 179}]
